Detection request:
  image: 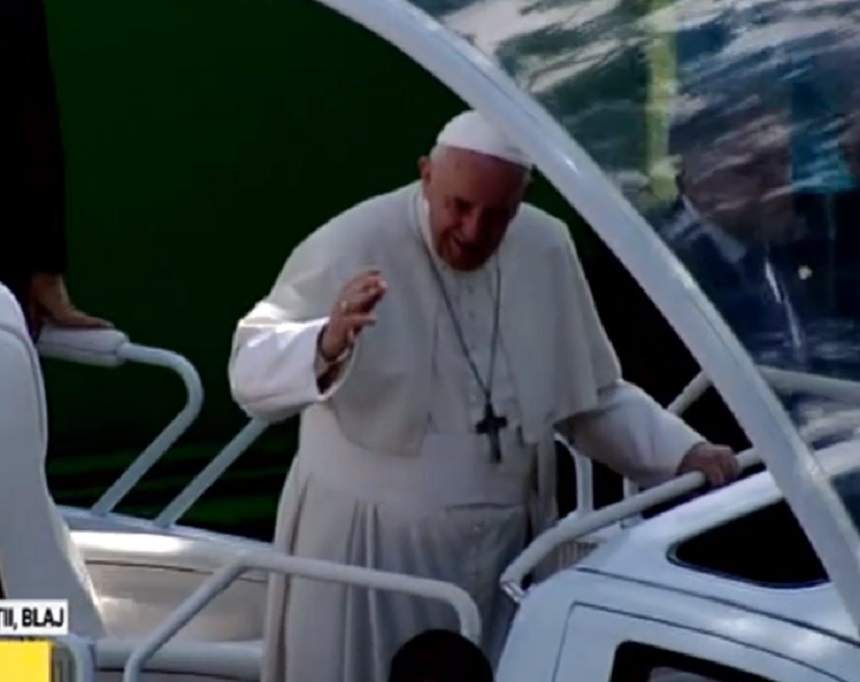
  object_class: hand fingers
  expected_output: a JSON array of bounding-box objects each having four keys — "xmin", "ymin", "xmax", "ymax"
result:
[
  {"xmin": 343, "ymin": 279, "xmax": 386, "ymax": 307},
  {"xmin": 344, "ymin": 268, "xmax": 382, "ymax": 289},
  {"xmin": 719, "ymin": 451, "xmax": 740, "ymax": 482},
  {"xmin": 342, "ymin": 312, "xmax": 377, "ymax": 339},
  {"xmin": 338, "ymin": 282, "xmax": 386, "ymax": 316},
  {"xmin": 705, "ymin": 453, "xmax": 739, "ymax": 488},
  {"xmin": 706, "ymin": 463, "xmax": 726, "ymax": 488},
  {"xmin": 342, "ymin": 270, "xmax": 385, "ymax": 299}
]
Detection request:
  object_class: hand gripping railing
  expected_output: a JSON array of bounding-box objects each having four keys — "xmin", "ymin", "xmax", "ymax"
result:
[
  {"xmin": 623, "ymin": 371, "xmax": 713, "ymax": 510},
  {"xmin": 37, "ymin": 325, "xmax": 204, "ymax": 515},
  {"xmin": 154, "ymin": 418, "xmax": 269, "ymax": 527},
  {"xmin": 121, "ymin": 549, "xmax": 481, "ymax": 682},
  {"xmin": 565, "ymin": 371, "xmax": 713, "ymax": 517},
  {"xmin": 500, "ymin": 449, "xmax": 760, "ymax": 603}
]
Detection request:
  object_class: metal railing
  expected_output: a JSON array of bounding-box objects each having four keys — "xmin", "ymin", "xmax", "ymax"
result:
[
  {"xmin": 121, "ymin": 549, "xmax": 481, "ymax": 682},
  {"xmin": 154, "ymin": 418, "xmax": 268, "ymax": 527},
  {"xmin": 500, "ymin": 448, "xmax": 760, "ymax": 602},
  {"xmin": 562, "ymin": 371, "xmax": 713, "ymax": 521},
  {"xmin": 52, "ymin": 634, "xmax": 95, "ymax": 682},
  {"xmin": 90, "ymin": 343, "xmax": 203, "ymax": 515},
  {"xmin": 501, "ymin": 370, "xmax": 781, "ymax": 603},
  {"xmin": 760, "ymin": 366, "xmax": 860, "ymax": 405},
  {"xmin": 38, "ymin": 326, "xmax": 274, "ymax": 527}
]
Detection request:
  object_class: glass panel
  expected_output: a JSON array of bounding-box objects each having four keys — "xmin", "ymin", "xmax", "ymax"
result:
[
  {"xmin": 611, "ymin": 643, "xmax": 776, "ymax": 682},
  {"xmin": 412, "ymin": 0, "xmax": 860, "ymax": 518}
]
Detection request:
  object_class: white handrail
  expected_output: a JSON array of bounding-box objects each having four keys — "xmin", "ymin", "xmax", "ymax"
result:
[
  {"xmin": 761, "ymin": 366, "xmax": 860, "ymax": 404},
  {"xmin": 121, "ymin": 549, "xmax": 481, "ymax": 682},
  {"xmin": 667, "ymin": 371, "xmax": 711, "ymax": 414},
  {"xmin": 91, "ymin": 343, "xmax": 204, "ymax": 515},
  {"xmin": 558, "ymin": 371, "xmax": 712, "ymax": 521},
  {"xmin": 38, "ymin": 329, "xmax": 205, "ymax": 517},
  {"xmin": 53, "ymin": 634, "xmax": 95, "ymax": 682},
  {"xmin": 154, "ymin": 418, "xmax": 268, "ymax": 527},
  {"xmin": 500, "ymin": 449, "xmax": 761, "ymax": 602},
  {"xmin": 555, "ymin": 433, "xmax": 594, "ymax": 514},
  {"xmin": 622, "ymin": 371, "xmax": 711, "ymax": 509}
]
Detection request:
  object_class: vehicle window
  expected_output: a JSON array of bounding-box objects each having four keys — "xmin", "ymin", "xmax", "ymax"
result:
[
  {"xmin": 672, "ymin": 500, "xmax": 827, "ymax": 586},
  {"xmin": 612, "ymin": 642, "xmax": 775, "ymax": 682}
]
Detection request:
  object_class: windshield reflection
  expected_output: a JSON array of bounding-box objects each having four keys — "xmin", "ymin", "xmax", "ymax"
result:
[{"xmin": 415, "ymin": 0, "xmax": 860, "ymax": 425}]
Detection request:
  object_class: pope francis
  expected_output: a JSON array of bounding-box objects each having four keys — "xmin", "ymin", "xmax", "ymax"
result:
[{"xmin": 229, "ymin": 111, "xmax": 738, "ymax": 682}]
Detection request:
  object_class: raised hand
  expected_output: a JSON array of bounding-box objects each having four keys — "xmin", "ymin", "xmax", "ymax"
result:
[{"xmin": 318, "ymin": 269, "xmax": 387, "ymax": 362}]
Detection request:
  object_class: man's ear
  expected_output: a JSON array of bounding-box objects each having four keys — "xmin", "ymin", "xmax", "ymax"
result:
[{"xmin": 418, "ymin": 156, "xmax": 431, "ymax": 182}]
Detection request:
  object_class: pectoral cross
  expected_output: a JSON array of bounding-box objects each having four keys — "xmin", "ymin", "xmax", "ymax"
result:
[{"xmin": 476, "ymin": 401, "xmax": 508, "ymax": 463}]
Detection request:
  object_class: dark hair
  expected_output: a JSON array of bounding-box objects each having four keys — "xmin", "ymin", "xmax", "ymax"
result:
[{"xmin": 388, "ymin": 629, "xmax": 493, "ymax": 682}]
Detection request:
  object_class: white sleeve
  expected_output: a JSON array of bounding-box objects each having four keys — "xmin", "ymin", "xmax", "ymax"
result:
[
  {"xmin": 228, "ymin": 300, "xmax": 353, "ymax": 422},
  {"xmin": 559, "ymin": 380, "xmax": 704, "ymax": 488}
]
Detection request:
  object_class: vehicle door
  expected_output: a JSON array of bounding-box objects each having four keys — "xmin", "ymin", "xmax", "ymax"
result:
[{"xmin": 553, "ymin": 605, "xmax": 847, "ymax": 682}]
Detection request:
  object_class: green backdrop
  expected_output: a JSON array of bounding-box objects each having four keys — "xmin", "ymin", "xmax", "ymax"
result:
[{"xmin": 41, "ymin": 0, "xmax": 717, "ymax": 539}]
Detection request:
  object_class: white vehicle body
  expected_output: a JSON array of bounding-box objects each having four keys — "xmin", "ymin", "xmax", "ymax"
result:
[
  {"xmin": 499, "ymin": 467, "xmax": 860, "ymax": 682},
  {"xmin": 3, "ymin": 1, "xmax": 860, "ymax": 681}
]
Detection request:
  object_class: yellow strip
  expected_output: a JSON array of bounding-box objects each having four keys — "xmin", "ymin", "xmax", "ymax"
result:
[
  {"xmin": 0, "ymin": 641, "xmax": 52, "ymax": 682},
  {"xmin": 644, "ymin": 0, "xmax": 678, "ymax": 206}
]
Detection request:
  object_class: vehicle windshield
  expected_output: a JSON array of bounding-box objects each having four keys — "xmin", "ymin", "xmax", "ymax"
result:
[{"xmin": 413, "ymin": 0, "xmax": 860, "ymax": 464}]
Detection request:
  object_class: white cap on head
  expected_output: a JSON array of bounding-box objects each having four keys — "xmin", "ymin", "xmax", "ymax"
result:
[{"xmin": 436, "ymin": 110, "xmax": 532, "ymax": 168}]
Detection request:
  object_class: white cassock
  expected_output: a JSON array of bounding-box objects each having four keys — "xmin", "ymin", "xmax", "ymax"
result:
[{"xmin": 229, "ymin": 183, "xmax": 703, "ymax": 682}]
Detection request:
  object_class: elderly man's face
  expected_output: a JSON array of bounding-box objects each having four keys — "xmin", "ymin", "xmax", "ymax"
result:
[{"xmin": 419, "ymin": 147, "xmax": 528, "ymax": 271}]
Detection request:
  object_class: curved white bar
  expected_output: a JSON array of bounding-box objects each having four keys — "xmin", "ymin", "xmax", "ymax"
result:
[
  {"xmin": 91, "ymin": 343, "xmax": 204, "ymax": 516},
  {"xmin": 153, "ymin": 418, "xmax": 269, "ymax": 528},
  {"xmin": 618, "ymin": 371, "xmax": 711, "ymax": 503},
  {"xmin": 316, "ymin": 0, "xmax": 860, "ymax": 628},
  {"xmin": 761, "ymin": 366, "xmax": 860, "ymax": 405},
  {"xmin": 554, "ymin": 433, "xmax": 594, "ymax": 514},
  {"xmin": 667, "ymin": 371, "xmax": 711, "ymax": 415},
  {"xmin": 97, "ymin": 638, "xmax": 259, "ymax": 680},
  {"xmin": 38, "ymin": 326, "xmax": 130, "ymax": 368},
  {"xmin": 121, "ymin": 549, "xmax": 481, "ymax": 682},
  {"xmin": 53, "ymin": 634, "xmax": 95, "ymax": 682},
  {"xmin": 500, "ymin": 449, "xmax": 761, "ymax": 601}
]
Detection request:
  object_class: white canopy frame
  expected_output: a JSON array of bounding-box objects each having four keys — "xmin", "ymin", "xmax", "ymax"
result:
[{"xmin": 311, "ymin": 0, "xmax": 860, "ymax": 629}]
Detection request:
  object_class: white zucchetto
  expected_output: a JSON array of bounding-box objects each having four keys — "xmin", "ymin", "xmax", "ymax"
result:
[{"xmin": 436, "ymin": 111, "xmax": 532, "ymax": 168}]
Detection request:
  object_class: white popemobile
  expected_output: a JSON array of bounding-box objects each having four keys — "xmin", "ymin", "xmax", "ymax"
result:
[{"xmin": 2, "ymin": 0, "xmax": 860, "ymax": 680}]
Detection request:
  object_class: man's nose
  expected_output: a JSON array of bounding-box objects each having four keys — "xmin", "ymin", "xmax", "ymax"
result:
[{"xmin": 460, "ymin": 211, "xmax": 483, "ymax": 242}]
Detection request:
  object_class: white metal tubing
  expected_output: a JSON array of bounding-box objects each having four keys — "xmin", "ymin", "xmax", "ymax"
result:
[
  {"xmin": 575, "ymin": 451, "xmax": 594, "ymax": 514},
  {"xmin": 122, "ymin": 550, "xmax": 481, "ymax": 682},
  {"xmin": 53, "ymin": 634, "xmax": 95, "ymax": 682},
  {"xmin": 91, "ymin": 343, "xmax": 204, "ymax": 516},
  {"xmin": 554, "ymin": 434, "xmax": 593, "ymax": 513},
  {"xmin": 800, "ymin": 410, "xmax": 860, "ymax": 445},
  {"xmin": 621, "ymin": 477, "xmax": 639, "ymax": 501},
  {"xmin": 500, "ymin": 450, "xmax": 761, "ymax": 602},
  {"xmin": 761, "ymin": 366, "xmax": 860, "ymax": 405},
  {"xmin": 667, "ymin": 371, "xmax": 712, "ymax": 415},
  {"xmin": 153, "ymin": 418, "xmax": 269, "ymax": 527},
  {"xmin": 316, "ymin": 0, "xmax": 860, "ymax": 630},
  {"xmin": 622, "ymin": 371, "xmax": 710, "ymax": 504},
  {"xmin": 37, "ymin": 329, "xmax": 129, "ymax": 368}
]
